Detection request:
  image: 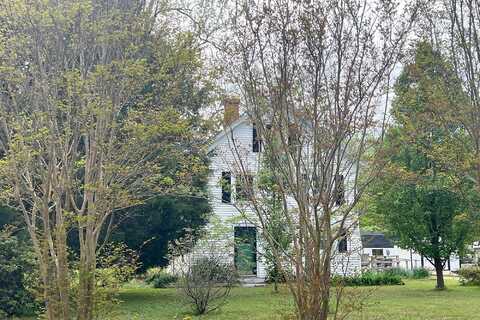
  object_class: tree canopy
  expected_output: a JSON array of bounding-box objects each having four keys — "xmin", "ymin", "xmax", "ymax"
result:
[
  {"xmin": 367, "ymin": 42, "xmax": 479, "ymax": 289},
  {"xmin": 0, "ymin": 1, "xmax": 213, "ymax": 319}
]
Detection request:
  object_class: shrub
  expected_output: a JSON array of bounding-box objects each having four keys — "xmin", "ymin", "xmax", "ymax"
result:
[
  {"xmin": 458, "ymin": 266, "xmax": 480, "ymax": 286},
  {"xmin": 412, "ymin": 268, "xmax": 430, "ymax": 279},
  {"xmin": 384, "ymin": 267, "xmax": 430, "ymax": 279},
  {"xmin": 384, "ymin": 267, "xmax": 411, "ymax": 278},
  {"xmin": 177, "ymin": 257, "xmax": 239, "ymax": 315},
  {"xmin": 145, "ymin": 267, "xmax": 178, "ymax": 288},
  {"xmin": 333, "ymin": 271, "xmax": 404, "ymax": 286},
  {"xmin": 265, "ymin": 264, "xmax": 288, "ymax": 284},
  {"xmin": 70, "ymin": 242, "xmax": 140, "ymax": 320},
  {"xmin": 0, "ymin": 227, "xmax": 37, "ymax": 318}
]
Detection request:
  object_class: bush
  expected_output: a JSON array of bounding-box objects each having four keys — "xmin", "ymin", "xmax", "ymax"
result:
[
  {"xmin": 0, "ymin": 227, "xmax": 37, "ymax": 318},
  {"xmin": 384, "ymin": 267, "xmax": 411, "ymax": 278},
  {"xmin": 384, "ymin": 267, "xmax": 430, "ymax": 279},
  {"xmin": 145, "ymin": 267, "xmax": 178, "ymax": 288},
  {"xmin": 333, "ymin": 271, "xmax": 404, "ymax": 286},
  {"xmin": 265, "ymin": 264, "xmax": 287, "ymax": 284},
  {"xmin": 412, "ymin": 268, "xmax": 430, "ymax": 279},
  {"xmin": 69, "ymin": 242, "xmax": 140, "ymax": 320},
  {"xmin": 458, "ymin": 266, "xmax": 480, "ymax": 286},
  {"xmin": 178, "ymin": 257, "xmax": 239, "ymax": 315}
]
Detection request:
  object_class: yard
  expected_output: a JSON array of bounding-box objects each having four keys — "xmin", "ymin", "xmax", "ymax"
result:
[{"xmin": 114, "ymin": 277, "xmax": 480, "ymax": 320}]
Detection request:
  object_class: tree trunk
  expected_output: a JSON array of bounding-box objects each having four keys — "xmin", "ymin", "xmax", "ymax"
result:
[
  {"xmin": 434, "ymin": 258, "xmax": 445, "ymax": 290},
  {"xmin": 318, "ymin": 249, "xmax": 331, "ymax": 320},
  {"xmin": 77, "ymin": 235, "xmax": 97, "ymax": 320},
  {"xmin": 34, "ymin": 228, "xmax": 70, "ymax": 320},
  {"xmin": 293, "ymin": 249, "xmax": 331, "ymax": 320},
  {"xmin": 56, "ymin": 216, "xmax": 71, "ymax": 320}
]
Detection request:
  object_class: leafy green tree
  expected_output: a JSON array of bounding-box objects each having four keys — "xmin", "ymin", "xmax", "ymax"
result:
[
  {"xmin": 369, "ymin": 42, "xmax": 478, "ymax": 289},
  {"xmin": 110, "ymin": 196, "xmax": 211, "ymax": 271},
  {"xmin": 0, "ymin": 1, "xmax": 211, "ymax": 319},
  {"xmin": 99, "ymin": 31, "xmax": 215, "ymax": 271}
]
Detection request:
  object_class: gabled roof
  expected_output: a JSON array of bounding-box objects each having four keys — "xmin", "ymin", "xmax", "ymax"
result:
[
  {"xmin": 208, "ymin": 114, "xmax": 250, "ymax": 153},
  {"xmin": 361, "ymin": 231, "xmax": 394, "ymax": 248}
]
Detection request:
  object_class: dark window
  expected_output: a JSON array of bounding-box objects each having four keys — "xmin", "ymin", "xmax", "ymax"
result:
[
  {"xmin": 253, "ymin": 124, "xmax": 261, "ymax": 152},
  {"xmin": 335, "ymin": 174, "xmax": 345, "ymax": 205},
  {"xmin": 221, "ymin": 172, "xmax": 231, "ymax": 203},
  {"xmin": 338, "ymin": 230, "xmax": 348, "ymax": 253},
  {"xmin": 372, "ymin": 249, "xmax": 384, "ymax": 256},
  {"xmin": 236, "ymin": 174, "xmax": 253, "ymax": 201},
  {"xmin": 288, "ymin": 124, "xmax": 299, "ymax": 148}
]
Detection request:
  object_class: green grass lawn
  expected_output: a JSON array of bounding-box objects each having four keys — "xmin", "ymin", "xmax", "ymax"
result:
[{"xmin": 115, "ymin": 277, "xmax": 480, "ymax": 320}]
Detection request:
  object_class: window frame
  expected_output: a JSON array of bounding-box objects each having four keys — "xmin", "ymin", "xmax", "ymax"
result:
[
  {"xmin": 338, "ymin": 230, "xmax": 348, "ymax": 253},
  {"xmin": 252, "ymin": 124, "xmax": 261, "ymax": 153},
  {"xmin": 221, "ymin": 171, "xmax": 232, "ymax": 203}
]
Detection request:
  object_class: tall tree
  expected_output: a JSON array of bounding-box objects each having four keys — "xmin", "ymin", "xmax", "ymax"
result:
[
  {"xmin": 369, "ymin": 42, "xmax": 477, "ymax": 289},
  {"xmin": 104, "ymin": 30, "xmax": 216, "ymax": 271},
  {"xmin": 0, "ymin": 1, "xmax": 207, "ymax": 319},
  {"xmin": 443, "ymin": 0, "xmax": 480, "ymax": 189},
  {"xmin": 226, "ymin": 1, "xmax": 421, "ymax": 319}
]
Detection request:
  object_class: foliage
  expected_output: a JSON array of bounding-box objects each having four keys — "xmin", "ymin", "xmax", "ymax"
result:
[
  {"xmin": 458, "ymin": 266, "xmax": 480, "ymax": 286},
  {"xmin": 333, "ymin": 271, "xmax": 404, "ymax": 287},
  {"xmin": 265, "ymin": 266, "xmax": 287, "ymax": 284},
  {"xmin": 70, "ymin": 242, "xmax": 140, "ymax": 320},
  {"xmin": 257, "ymin": 163, "xmax": 291, "ymax": 291},
  {"xmin": 177, "ymin": 256, "xmax": 239, "ymax": 315},
  {"xmin": 0, "ymin": 227, "xmax": 37, "ymax": 317},
  {"xmin": 0, "ymin": 1, "xmax": 214, "ymax": 319},
  {"xmin": 227, "ymin": 0, "xmax": 420, "ymax": 318},
  {"xmin": 96, "ymin": 243, "xmax": 140, "ymax": 287},
  {"xmin": 412, "ymin": 268, "xmax": 430, "ymax": 279},
  {"xmin": 145, "ymin": 267, "xmax": 178, "ymax": 288},
  {"xmin": 0, "ymin": 205, "xmax": 20, "ymax": 228},
  {"xmin": 443, "ymin": 0, "xmax": 480, "ymax": 191},
  {"xmin": 367, "ymin": 42, "xmax": 478, "ymax": 289},
  {"xmin": 110, "ymin": 196, "xmax": 211, "ymax": 271},
  {"xmin": 384, "ymin": 267, "xmax": 430, "ymax": 279}
]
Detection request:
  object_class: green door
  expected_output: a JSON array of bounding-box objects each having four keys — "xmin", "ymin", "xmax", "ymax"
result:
[{"xmin": 234, "ymin": 226, "xmax": 257, "ymax": 275}]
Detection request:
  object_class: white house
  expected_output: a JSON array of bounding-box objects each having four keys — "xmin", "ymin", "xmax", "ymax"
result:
[
  {"xmin": 361, "ymin": 231, "xmax": 460, "ymax": 272},
  {"xmin": 198, "ymin": 98, "xmax": 363, "ymax": 281},
  {"xmin": 171, "ymin": 98, "xmax": 463, "ymax": 281}
]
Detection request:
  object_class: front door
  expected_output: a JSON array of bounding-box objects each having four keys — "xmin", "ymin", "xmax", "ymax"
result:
[{"xmin": 234, "ymin": 226, "xmax": 257, "ymax": 275}]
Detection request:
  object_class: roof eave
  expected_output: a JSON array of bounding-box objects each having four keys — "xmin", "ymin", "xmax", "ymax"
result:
[{"xmin": 207, "ymin": 115, "xmax": 250, "ymax": 153}]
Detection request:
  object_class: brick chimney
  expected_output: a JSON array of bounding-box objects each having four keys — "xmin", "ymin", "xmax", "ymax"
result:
[{"xmin": 223, "ymin": 96, "xmax": 240, "ymax": 128}]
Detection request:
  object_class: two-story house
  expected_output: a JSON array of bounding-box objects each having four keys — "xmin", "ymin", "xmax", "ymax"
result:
[{"xmin": 200, "ymin": 97, "xmax": 363, "ymax": 282}]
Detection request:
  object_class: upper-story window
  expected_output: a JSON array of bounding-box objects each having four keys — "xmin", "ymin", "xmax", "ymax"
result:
[
  {"xmin": 288, "ymin": 124, "xmax": 299, "ymax": 147},
  {"xmin": 338, "ymin": 229, "xmax": 348, "ymax": 253},
  {"xmin": 253, "ymin": 124, "xmax": 261, "ymax": 153},
  {"xmin": 236, "ymin": 174, "xmax": 254, "ymax": 201},
  {"xmin": 221, "ymin": 172, "xmax": 232, "ymax": 203},
  {"xmin": 334, "ymin": 174, "xmax": 345, "ymax": 205}
]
